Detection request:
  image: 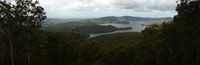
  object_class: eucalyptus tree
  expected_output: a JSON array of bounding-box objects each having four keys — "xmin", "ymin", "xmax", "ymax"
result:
[
  {"xmin": 0, "ymin": 0, "xmax": 46, "ymax": 65},
  {"xmin": 174, "ymin": 0, "xmax": 200, "ymax": 65},
  {"xmin": 138, "ymin": 0, "xmax": 200, "ymax": 65}
]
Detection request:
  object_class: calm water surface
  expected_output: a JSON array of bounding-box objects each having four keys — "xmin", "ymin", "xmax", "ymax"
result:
[{"xmin": 90, "ymin": 21, "xmax": 162, "ymax": 37}]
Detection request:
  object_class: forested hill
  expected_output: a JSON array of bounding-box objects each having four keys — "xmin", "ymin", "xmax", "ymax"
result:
[
  {"xmin": 42, "ymin": 16, "xmax": 172, "ymax": 36},
  {"xmin": 1, "ymin": 0, "xmax": 200, "ymax": 65},
  {"xmin": 97, "ymin": 16, "xmax": 172, "ymax": 22},
  {"xmin": 88, "ymin": 32, "xmax": 140, "ymax": 48},
  {"xmin": 44, "ymin": 16, "xmax": 172, "ymax": 24}
]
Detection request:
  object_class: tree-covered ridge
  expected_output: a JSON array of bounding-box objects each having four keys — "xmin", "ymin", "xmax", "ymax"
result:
[
  {"xmin": 89, "ymin": 32, "xmax": 140, "ymax": 48},
  {"xmin": 43, "ymin": 16, "xmax": 172, "ymax": 24},
  {"xmin": 0, "ymin": 0, "xmax": 200, "ymax": 65},
  {"xmin": 43, "ymin": 21, "xmax": 132, "ymax": 36},
  {"xmin": 43, "ymin": 19, "xmax": 132, "ymax": 36},
  {"xmin": 43, "ymin": 16, "xmax": 170, "ymax": 37},
  {"xmin": 96, "ymin": 16, "xmax": 172, "ymax": 23}
]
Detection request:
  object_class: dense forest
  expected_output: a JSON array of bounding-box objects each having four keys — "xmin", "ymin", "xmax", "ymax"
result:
[{"xmin": 0, "ymin": 0, "xmax": 200, "ymax": 65}]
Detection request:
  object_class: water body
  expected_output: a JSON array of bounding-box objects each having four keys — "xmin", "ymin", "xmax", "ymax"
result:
[{"xmin": 90, "ymin": 21, "xmax": 150, "ymax": 37}]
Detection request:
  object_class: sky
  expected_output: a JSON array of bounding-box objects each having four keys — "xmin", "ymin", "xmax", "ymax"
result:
[{"xmin": 7, "ymin": 0, "xmax": 178, "ymax": 18}]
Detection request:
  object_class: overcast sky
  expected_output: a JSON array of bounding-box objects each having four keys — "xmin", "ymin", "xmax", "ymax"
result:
[{"xmin": 8, "ymin": 0, "xmax": 178, "ymax": 18}]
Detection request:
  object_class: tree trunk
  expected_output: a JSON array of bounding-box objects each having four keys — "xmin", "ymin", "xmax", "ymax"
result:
[
  {"xmin": 27, "ymin": 52, "xmax": 31, "ymax": 65},
  {"xmin": 27, "ymin": 34, "xmax": 31, "ymax": 65},
  {"xmin": 8, "ymin": 31, "xmax": 14, "ymax": 65}
]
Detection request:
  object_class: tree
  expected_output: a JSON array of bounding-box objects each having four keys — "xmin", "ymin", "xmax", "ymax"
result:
[
  {"xmin": 139, "ymin": 0, "xmax": 200, "ymax": 65},
  {"xmin": 0, "ymin": 0, "xmax": 46, "ymax": 65},
  {"xmin": 174, "ymin": 0, "xmax": 200, "ymax": 65}
]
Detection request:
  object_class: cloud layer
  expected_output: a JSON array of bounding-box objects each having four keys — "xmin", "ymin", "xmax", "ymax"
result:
[
  {"xmin": 114, "ymin": 0, "xmax": 176, "ymax": 12},
  {"xmin": 6, "ymin": 0, "xmax": 178, "ymax": 18}
]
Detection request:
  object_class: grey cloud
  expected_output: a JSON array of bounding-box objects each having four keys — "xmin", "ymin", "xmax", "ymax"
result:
[
  {"xmin": 0, "ymin": 0, "xmax": 177, "ymax": 18},
  {"xmin": 149, "ymin": 5, "xmax": 176, "ymax": 11},
  {"xmin": 113, "ymin": 0, "xmax": 140, "ymax": 9},
  {"xmin": 5, "ymin": 0, "xmax": 14, "ymax": 2},
  {"xmin": 113, "ymin": 0, "xmax": 177, "ymax": 11}
]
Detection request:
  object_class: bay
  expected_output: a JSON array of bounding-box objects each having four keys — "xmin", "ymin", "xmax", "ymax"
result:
[{"xmin": 90, "ymin": 21, "xmax": 147, "ymax": 38}]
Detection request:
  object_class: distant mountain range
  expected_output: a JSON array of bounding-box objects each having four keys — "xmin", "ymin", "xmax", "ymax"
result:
[
  {"xmin": 43, "ymin": 16, "xmax": 172, "ymax": 37},
  {"xmin": 121, "ymin": 16, "xmax": 172, "ymax": 21},
  {"xmin": 98, "ymin": 16, "xmax": 172, "ymax": 21},
  {"xmin": 43, "ymin": 16, "xmax": 173, "ymax": 24}
]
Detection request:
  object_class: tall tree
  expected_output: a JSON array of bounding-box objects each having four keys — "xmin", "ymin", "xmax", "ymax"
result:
[
  {"xmin": 174, "ymin": 0, "xmax": 200, "ymax": 65},
  {"xmin": 0, "ymin": 0, "xmax": 46, "ymax": 65},
  {"xmin": 139, "ymin": 0, "xmax": 200, "ymax": 65}
]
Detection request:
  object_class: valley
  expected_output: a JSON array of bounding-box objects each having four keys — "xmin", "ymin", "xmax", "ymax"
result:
[{"xmin": 43, "ymin": 16, "xmax": 171, "ymax": 37}]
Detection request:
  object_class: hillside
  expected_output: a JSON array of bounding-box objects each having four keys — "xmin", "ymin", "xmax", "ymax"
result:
[
  {"xmin": 88, "ymin": 32, "xmax": 140, "ymax": 48},
  {"xmin": 43, "ymin": 16, "xmax": 171, "ymax": 35},
  {"xmin": 43, "ymin": 16, "xmax": 172, "ymax": 24},
  {"xmin": 43, "ymin": 20, "xmax": 132, "ymax": 37},
  {"xmin": 122, "ymin": 16, "xmax": 172, "ymax": 21}
]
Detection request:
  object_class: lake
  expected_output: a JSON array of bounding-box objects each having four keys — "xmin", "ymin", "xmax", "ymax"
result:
[
  {"xmin": 89, "ymin": 21, "xmax": 164, "ymax": 38},
  {"xmin": 90, "ymin": 20, "xmax": 164, "ymax": 38}
]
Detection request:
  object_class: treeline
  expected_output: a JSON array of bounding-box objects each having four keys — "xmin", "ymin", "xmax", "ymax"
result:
[
  {"xmin": 1, "ymin": 0, "xmax": 200, "ymax": 65},
  {"xmin": 0, "ymin": 30, "xmax": 140, "ymax": 65}
]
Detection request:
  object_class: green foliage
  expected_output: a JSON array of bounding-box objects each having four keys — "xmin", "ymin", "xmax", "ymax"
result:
[
  {"xmin": 135, "ymin": 0, "xmax": 200, "ymax": 65},
  {"xmin": 0, "ymin": 0, "xmax": 200, "ymax": 65},
  {"xmin": 89, "ymin": 32, "xmax": 140, "ymax": 48},
  {"xmin": 0, "ymin": 0, "xmax": 46, "ymax": 65}
]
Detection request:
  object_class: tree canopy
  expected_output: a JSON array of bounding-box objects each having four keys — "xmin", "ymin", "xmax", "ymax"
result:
[{"xmin": 0, "ymin": 0, "xmax": 200, "ymax": 65}]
